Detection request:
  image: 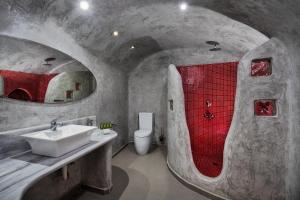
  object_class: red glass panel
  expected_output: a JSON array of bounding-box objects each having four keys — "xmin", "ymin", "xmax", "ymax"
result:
[
  {"xmin": 251, "ymin": 58, "xmax": 272, "ymax": 76},
  {"xmin": 177, "ymin": 62, "xmax": 238, "ymax": 177},
  {"xmin": 254, "ymin": 99, "xmax": 276, "ymax": 116}
]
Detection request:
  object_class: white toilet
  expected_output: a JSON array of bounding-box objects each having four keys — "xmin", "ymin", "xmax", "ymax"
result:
[{"xmin": 134, "ymin": 112, "xmax": 153, "ymax": 155}]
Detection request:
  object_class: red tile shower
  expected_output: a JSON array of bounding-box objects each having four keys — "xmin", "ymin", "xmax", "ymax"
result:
[{"xmin": 177, "ymin": 62, "xmax": 238, "ymax": 177}]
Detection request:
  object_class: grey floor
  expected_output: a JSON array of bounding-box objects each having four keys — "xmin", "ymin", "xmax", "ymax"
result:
[{"xmin": 77, "ymin": 144, "xmax": 210, "ymax": 200}]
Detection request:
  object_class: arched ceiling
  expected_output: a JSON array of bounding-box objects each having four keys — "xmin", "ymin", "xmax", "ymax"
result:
[
  {"xmin": 0, "ymin": 0, "xmax": 299, "ymax": 73},
  {"xmin": 0, "ymin": 35, "xmax": 88, "ymax": 73}
]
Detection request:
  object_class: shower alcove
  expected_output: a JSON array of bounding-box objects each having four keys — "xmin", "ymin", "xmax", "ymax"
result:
[
  {"xmin": 167, "ymin": 38, "xmax": 292, "ymax": 200},
  {"xmin": 177, "ymin": 62, "xmax": 238, "ymax": 177}
]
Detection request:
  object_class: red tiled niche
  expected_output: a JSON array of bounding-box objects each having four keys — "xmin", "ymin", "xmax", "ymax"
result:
[
  {"xmin": 177, "ymin": 62, "xmax": 238, "ymax": 177},
  {"xmin": 254, "ymin": 99, "xmax": 276, "ymax": 116},
  {"xmin": 251, "ymin": 58, "xmax": 272, "ymax": 76}
]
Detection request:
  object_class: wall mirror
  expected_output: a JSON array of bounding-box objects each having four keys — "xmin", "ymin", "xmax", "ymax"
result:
[{"xmin": 0, "ymin": 35, "xmax": 96, "ymax": 104}]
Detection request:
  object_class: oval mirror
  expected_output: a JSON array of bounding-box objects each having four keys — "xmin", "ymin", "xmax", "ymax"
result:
[{"xmin": 0, "ymin": 36, "xmax": 96, "ymax": 104}]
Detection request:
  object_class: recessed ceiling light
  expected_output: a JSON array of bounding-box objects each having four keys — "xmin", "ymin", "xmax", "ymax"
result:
[
  {"xmin": 130, "ymin": 45, "xmax": 135, "ymax": 50},
  {"xmin": 179, "ymin": 2, "xmax": 188, "ymax": 11},
  {"xmin": 80, "ymin": 1, "xmax": 89, "ymax": 10},
  {"xmin": 112, "ymin": 31, "xmax": 119, "ymax": 37}
]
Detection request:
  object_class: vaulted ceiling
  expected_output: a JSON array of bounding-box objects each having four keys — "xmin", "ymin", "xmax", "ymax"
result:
[{"xmin": 0, "ymin": 0, "xmax": 299, "ymax": 72}]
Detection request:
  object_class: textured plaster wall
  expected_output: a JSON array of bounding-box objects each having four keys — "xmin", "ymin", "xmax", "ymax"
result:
[
  {"xmin": 0, "ymin": 21, "xmax": 128, "ymax": 153},
  {"xmin": 49, "ymin": 61, "xmax": 88, "ymax": 73},
  {"xmin": 0, "ymin": 35, "xmax": 76, "ymax": 74},
  {"xmin": 283, "ymin": 38, "xmax": 300, "ymax": 200},
  {"xmin": 167, "ymin": 38, "xmax": 295, "ymax": 199},
  {"xmin": 44, "ymin": 71, "xmax": 95, "ymax": 103},
  {"xmin": 0, "ymin": 76, "xmax": 4, "ymax": 96},
  {"xmin": 129, "ymin": 48, "xmax": 242, "ymax": 143}
]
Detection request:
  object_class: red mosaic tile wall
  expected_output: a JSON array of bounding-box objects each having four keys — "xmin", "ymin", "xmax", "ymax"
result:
[
  {"xmin": 0, "ymin": 70, "xmax": 58, "ymax": 103},
  {"xmin": 177, "ymin": 62, "xmax": 238, "ymax": 177}
]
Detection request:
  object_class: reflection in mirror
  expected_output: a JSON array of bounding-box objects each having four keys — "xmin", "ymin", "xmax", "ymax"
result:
[{"xmin": 0, "ymin": 35, "xmax": 96, "ymax": 104}]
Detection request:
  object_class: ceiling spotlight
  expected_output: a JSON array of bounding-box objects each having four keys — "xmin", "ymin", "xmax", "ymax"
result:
[
  {"xmin": 130, "ymin": 45, "xmax": 135, "ymax": 50},
  {"xmin": 179, "ymin": 2, "xmax": 188, "ymax": 11},
  {"xmin": 80, "ymin": 1, "xmax": 89, "ymax": 10},
  {"xmin": 112, "ymin": 31, "xmax": 119, "ymax": 37}
]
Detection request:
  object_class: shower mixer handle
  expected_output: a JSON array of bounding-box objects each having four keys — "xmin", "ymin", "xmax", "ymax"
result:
[
  {"xmin": 206, "ymin": 99, "xmax": 212, "ymax": 108},
  {"xmin": 168, "ymin": 99, "xmax": 174, "ymax": 111}
]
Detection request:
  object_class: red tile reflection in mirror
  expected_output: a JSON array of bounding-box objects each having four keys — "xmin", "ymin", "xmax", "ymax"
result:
[
  {"xmin": 254, "ymin": 99, "xmax": 276, "ymax": 116},
  {"xmin": 75, "ymin": 82, "xmax": 81, "ymax": 91},
  {"xmin": 251, "ymin": 58, "xmax": 272, "ymax": 76}
]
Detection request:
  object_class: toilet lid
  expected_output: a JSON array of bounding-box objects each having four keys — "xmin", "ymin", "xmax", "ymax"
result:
[{"xmin": 134, "ymin": 130, "xmax": 152, "ymax": 138}]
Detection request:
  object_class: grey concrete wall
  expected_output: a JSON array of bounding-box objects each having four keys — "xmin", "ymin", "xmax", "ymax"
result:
[
  {"xmin": 49, "ymin": 61, "xmax": 88, "ymax": 73},
  {"xmin": 0, "ymin": 76, "xmax": 3, "ymax": 96},
  {"xmin": 45, "ymin": 71, "xmax": 95, "ymax": 103},
  {"xmin": 128, "ymin": 48, "xmax": 242, "ymax": 143},
  {"xmin": 281, "ymin": 38, "xmax": 300, "ymax": 200},
  {"xmin": 0, "ymin": 21, "xmax": 128, "ymax": 153},
  {"xmin": 167, "ymin": 38, "xmax": 295, "ymax": 199},
  {"xmin": 23, "ymin": 142, "xmax": 114, "ymax": 200}
]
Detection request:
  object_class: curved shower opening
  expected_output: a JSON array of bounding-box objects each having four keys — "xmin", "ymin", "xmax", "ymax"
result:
[
  {"xmin": 8, "ymin": 88, "xmax": 33, "ymax": 101},
  {"xmin": 177, "ymin": 62, "xmax": 238, "ymax": 177}
]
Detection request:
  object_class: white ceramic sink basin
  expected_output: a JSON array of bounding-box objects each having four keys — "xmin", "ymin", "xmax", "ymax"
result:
[{"xmin": 22, "ymin": 124, "xmax": 97, "ymax": 157}]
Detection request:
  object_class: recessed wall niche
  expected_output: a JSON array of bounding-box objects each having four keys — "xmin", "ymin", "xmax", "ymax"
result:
[
  {"xmin": 251, "ymin": 58, "xmax": 272, "ymax": 76},
  {"xmin": 254, "ymin": 99, "xmax": 277, "ymax": 116},
  {"xmin": 66, "ymin": 90, "xmax": 73, "ymax": 99},
  {"xmin": 75, "ymin": 82, "xmax": 81, "ymax": 91}
]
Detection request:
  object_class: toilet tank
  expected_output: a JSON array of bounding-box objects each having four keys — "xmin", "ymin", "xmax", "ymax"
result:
[{"xmin": 139, "ymin": 112, "xmax": 153, "ymax": 130}]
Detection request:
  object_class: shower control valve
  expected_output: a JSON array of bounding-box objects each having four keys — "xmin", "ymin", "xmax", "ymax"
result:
[{"xmin": 203, "ymin": 110, "xmax": 215, "ymax": 120}]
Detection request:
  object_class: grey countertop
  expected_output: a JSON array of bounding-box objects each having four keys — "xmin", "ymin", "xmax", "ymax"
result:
[{"xmin": 0, "ymin": 131, "xmax": 117, "ymax": 200}]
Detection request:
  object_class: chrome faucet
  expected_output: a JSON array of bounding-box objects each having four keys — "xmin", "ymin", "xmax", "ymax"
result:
[
  {"xmin": 50, "ymin": 118, "xmax": 63, "ymax": 131},
  {"xmin": 86, "ymin": 118, "xmax": 94, "ymax": 126}
]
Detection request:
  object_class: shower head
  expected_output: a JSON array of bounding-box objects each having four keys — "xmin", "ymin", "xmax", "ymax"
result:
[{"xmin": 206, "ymin": 41, "xmax": 221, "ymax": 51}]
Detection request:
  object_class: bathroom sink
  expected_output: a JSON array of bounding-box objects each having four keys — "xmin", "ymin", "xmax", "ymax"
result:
[{"xmin": 22, "ymin": 124, "xmax": 97, "ymax": 157}]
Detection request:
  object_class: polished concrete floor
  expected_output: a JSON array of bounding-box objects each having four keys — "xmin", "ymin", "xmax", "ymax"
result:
[{"xmin": 77, "ymin": 144, "xmax": 210, "ymax": 200}]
